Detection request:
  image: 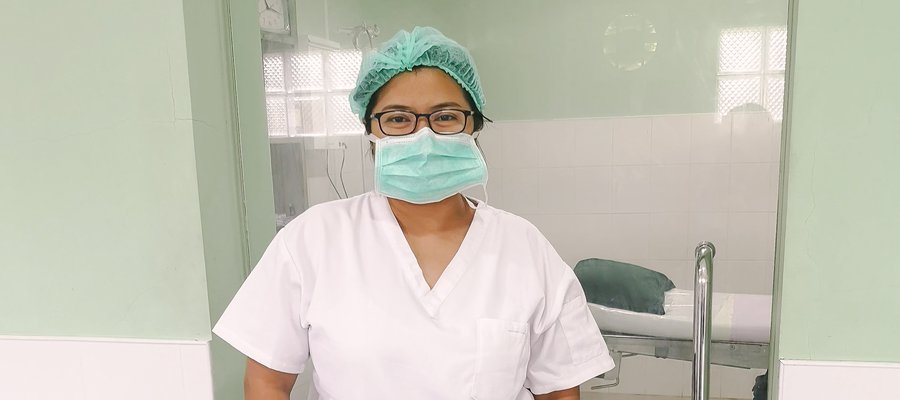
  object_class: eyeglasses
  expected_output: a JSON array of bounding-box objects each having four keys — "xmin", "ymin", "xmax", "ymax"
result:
[{"xmin": 369, "ymin": 109, "xmax": 476, "ymax": 136}]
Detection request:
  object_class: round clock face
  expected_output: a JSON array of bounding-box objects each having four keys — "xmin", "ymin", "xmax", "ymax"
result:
[{"xmin": 258, "ymin": 0, "xmax": 288, "ymax": 32}]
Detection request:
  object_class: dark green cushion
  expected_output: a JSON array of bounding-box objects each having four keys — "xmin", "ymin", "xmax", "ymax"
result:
[{"xmin": 574, "ymin": 258, "xmax": 675, "ymax": 315}]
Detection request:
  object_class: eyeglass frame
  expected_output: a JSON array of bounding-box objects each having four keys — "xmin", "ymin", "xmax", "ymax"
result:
[{"xmin": 367, "ymin": 109, "xmax": 481, "ymax": 136}]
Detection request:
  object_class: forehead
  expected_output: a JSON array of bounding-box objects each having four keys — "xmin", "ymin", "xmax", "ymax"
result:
[{"xmin": 371, "ymin": 67, "xmax": 469, "ymax": 111}]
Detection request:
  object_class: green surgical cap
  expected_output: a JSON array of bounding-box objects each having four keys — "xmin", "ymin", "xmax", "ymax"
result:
[{"xmin": 349, "ymin": 26, "xmax": 485, "ymax": 121}]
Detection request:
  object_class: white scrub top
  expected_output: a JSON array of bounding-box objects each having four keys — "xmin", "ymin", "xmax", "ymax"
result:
[{"xmin": 213, "ymin": 192, "xmax": 614, "ymax": 399}]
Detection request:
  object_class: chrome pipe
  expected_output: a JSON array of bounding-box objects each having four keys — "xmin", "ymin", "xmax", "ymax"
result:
[{"xmin": 692, "ymin": 241, "xmax": 716, "ymax": 400}]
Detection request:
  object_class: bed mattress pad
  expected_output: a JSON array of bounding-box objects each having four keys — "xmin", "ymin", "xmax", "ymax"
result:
[{"xmin": 587, "ymin": 289, "xmax": 772, "ymax": 343}]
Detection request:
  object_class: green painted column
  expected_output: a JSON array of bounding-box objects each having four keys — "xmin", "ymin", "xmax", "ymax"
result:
[{"xmin": 772, "ymin": 0, "xmax": 900, "ymax": 378}]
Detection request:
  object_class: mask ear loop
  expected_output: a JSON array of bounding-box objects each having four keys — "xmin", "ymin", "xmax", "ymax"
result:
[
  {"xmin": 478, "ymin": 183, "xmax": 489, "ymax": 206},
  {"xmin": 469, "ymin": 129, "xmax": 488, "ymax": 205},
  {"xmin": 462, "ymin": 184, "xmax": 489, "ymax": 208}
]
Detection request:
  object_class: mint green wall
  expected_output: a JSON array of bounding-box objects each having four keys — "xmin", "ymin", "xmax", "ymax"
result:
[
  {"xmin": 298, "ymin": 0, "xmax": 464, "ymax": 51},
  {"xmin": 466, "ymin": 0, "xmax": 787, "ymax": 120},
  {"xmin": 0, "ymin": 0, "xmax": 211, "ymax": 340},
  {"xmin": 773, "ymin": 0, "xmax": 900, "ymax": 366},
  {"xmin": 320, "ymin": 0, "xmax": 786, "ymax": 120}
]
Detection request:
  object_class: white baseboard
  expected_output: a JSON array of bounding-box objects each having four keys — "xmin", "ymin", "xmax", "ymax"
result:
[
  {"xmin": 0, "ymin": 336, "xmax": 213, "ymax": 400},
  {"xmin": 779, "ymin": 359, "xmax": 900, "ymax": 400}
]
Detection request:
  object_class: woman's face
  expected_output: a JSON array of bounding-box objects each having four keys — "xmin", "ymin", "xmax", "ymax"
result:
[{"xmin": 368, "ymin": 67, "xmax": 475, "ymax": 138}]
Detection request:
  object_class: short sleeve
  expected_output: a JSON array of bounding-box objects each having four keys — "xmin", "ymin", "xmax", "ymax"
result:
[
  {"xmin": 212, "ymin": 234, "xmax": 310, "ymax": 374},
  {"xmin": 524, "ymin": 239, "xmax": 615, "ymax": 394}
]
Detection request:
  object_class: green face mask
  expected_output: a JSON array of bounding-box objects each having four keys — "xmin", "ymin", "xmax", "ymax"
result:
[{"xmin": 371, "ymin": 127, "xmax": 488, "ymax": 204}]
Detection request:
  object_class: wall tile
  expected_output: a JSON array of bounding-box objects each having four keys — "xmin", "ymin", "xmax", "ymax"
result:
[
  {"xmin": 769, "ymin": 162, "xmax": 781, "ymax": 210},
  {"xmin": 726, "ymin": 212, "xmax": 777, "ymax": 260},
  {"xmin": 607, "ymin": 213, "xmax": 651, "ymax": 261},
  {"xmin": 724, "ymin": 260, "xmax": 775, "ymax": 294},
  {"xmin": 613, "ymin": 166, "xmax": 653, "ymax": 213},
  {"xmin": 574, "ymin": 167, "xmax": 613, "ymax": 214},
  {"xmin": 648, "ymin": 213, "xmax": 691, "ymax": 260},
  {"xmin": 501, "ymin": 122, "xmax": 542, "ymax": 168},
  {"xmin": 577, "ymin": 214, "xmax": 617, "ymax": 262},
  {"xmin": 730, "ymin": 163, "xmax": 775, "ymax": 212},
  {"xmin": 180, "ymin": 345, "xmax": 215, "ymax": 400},
  {"xmin": 501, "ymin": 168, "xmax": 541, "ymax": 215},
  {"xmin": 773, "ymin": 120, "xmax": 784, "ymax": 161},
  {"xmin": 478, "ymin": 123, "xmax": 505, "ymax": 168},
  {"xmin": 538, "ymin": 213, "xmax": 614, "ymax": 266},
  {"xmin": 690, "ymin": 164, "xmax": 731, "ymax": 212},
  {"xmin": 645, "ymin": 259, "xmax": 694, "ymax": 290},
  {"xmin": 651, "ymin": 115, "xmax": 692, "ymax": 164},
  {"xmin": 691, "ymin": 114, "xmax": 732, "ymax": 163},
  {"xmin": 538, "ymin": 122, "xmax": 578, "ymax": 168},
  {"xmin": 0, "ymin": 339, "xmax": 213, "ymax": 400},
  {"xmin": 0, "ymin": 340, "xmax": 84, "ymax": 400},
  {"xmin": 651, "ymin": 165, "xmax": 691, "ymax": 212},
  {"xmin": 81, "ymin": 343, "xmax": 184, "ymax": 399},
  {"xmin": 539, "ymin": 168, "xmax": 578, "ymax": 212},
  {"xmin": 731, "ymin": 111, "xmax": 777, "ymax": 163},
  {"xmin": 642, "ymin": 358, "xmax": 691, "ymax": 396},
  {"xmin": 613, "ymin": 117, "xmax": 652, "ymax": 165},
  {"xmin": 574, "ymin": 118, "xmax": 614, "ymax": 166},
  {"xmin": 689, "ymin": 212, "xmax": 729, "ymax": 257}
]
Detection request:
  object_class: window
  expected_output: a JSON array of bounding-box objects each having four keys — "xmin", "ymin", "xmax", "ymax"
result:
[
  {"xmin": 263, "ymin": 48, "xmax": 364, "ymax": 139},
  {"xmin": 717, "ymin": 26, "xmax": 787, "ymax": 121}
]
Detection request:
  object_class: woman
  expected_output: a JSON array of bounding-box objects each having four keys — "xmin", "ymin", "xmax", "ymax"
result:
[{"xmin": 214, "ymin": 26, "xmax": 613, "ymax": 400}]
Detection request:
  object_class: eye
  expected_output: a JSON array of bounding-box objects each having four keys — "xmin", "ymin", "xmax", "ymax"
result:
[
  {"xmin": 433, "ymin": 111, "xmax": 462, "ymax": 122},
  {"xmin": 382, "ymin": 112, "xmax": 413, "ymax": 125}
]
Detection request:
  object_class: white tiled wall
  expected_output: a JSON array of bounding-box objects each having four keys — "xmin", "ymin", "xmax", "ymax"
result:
[
  {"xmin": 478, "ymin": 112, "xmax": 780, "ymax": 296},
  {"xmin": 480, "ymin": 112, "xmax": 779, "ymax": 399},
  {"xmin": 0, "ymin": 337, "xmax": 213, "ymax": 400},
  {"xmin": 298, "ymin": 112, "xmax": 781, "ymax": 399},
  {"xmin": 779, "ymin": 360, "xmax": 900, "ymax": 400}
]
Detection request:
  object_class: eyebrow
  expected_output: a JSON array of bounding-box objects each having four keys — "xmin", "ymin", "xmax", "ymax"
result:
[
  {"xmin": 429, "ymin": 101, "xmax": 465, "ymax": 110},
  {"xmin": 377, "ymin": 101, "xmax": 466, "ymax": 113}
]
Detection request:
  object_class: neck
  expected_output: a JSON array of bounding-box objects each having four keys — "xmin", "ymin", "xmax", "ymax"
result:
[{"xmin": 387, "ymin": 194, "xmax": 474, "ymax": 234}]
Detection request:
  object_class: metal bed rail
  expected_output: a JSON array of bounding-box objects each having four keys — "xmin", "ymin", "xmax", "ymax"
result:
[{"xmin": 693, "ymin": 241, "xmax": 716, "ymax": 400}]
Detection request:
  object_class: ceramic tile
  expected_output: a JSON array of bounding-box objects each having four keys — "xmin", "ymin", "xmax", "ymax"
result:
[{"xmin": 651, "ymin": 115, "xmax": 692, "ymax": 164}]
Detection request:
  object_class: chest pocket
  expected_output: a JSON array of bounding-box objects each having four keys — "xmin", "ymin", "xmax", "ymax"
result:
[{"xmin": 471, "ymin": 318, "xmax": 530, "ymax": 400}]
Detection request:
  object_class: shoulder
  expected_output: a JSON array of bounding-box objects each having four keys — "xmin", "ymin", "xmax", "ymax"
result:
[
  {"xmin": 478, "ymin": 203, "xmax": 570, "ymax": 283},
  {"xmin": 479, "ymin": 203, "xmax": 551, "ymax": 247},
  {"xmin": 280, "ymin": 193, "xmax": 376, "ymax": 233}
]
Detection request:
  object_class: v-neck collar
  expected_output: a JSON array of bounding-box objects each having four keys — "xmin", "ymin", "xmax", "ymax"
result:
[{"xmin": 375, "ymin": 192, "xmax": 486, "ymax": 318}]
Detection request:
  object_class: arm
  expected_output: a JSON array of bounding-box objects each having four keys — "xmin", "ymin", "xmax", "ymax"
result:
[
  {"xmin": 534, "ymin": 387, "xmax": 579, "ymax": 400},
  {"xmin": 244, "ymin": 358, "xmax": 298, "ymax": 400}
]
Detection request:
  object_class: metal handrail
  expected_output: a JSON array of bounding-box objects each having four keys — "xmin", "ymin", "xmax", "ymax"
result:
[{"xmin": 692, "ymin": 241, "xmax": 716, "ymax": 400}]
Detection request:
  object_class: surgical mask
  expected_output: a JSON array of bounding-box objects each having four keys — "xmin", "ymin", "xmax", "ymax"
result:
[{"xmin": 370, "ymin": 127, "xmax": 488, "ymax": 204}]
